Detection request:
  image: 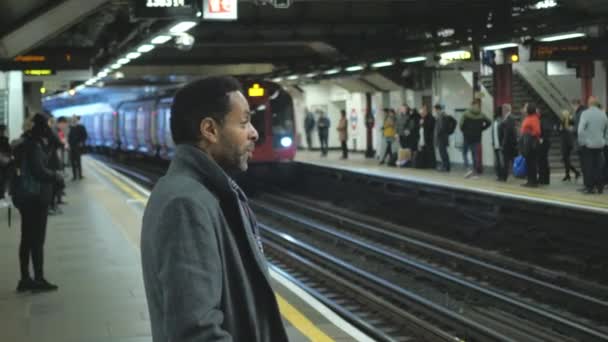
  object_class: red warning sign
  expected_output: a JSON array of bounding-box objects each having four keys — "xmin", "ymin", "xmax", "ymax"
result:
[{"xmin": 204, "ymin": 0, "xmax": 237, "ymax": 20}]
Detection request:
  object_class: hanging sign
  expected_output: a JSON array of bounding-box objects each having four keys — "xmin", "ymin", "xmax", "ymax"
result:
[
  {"xmin": 203, "ymin": 0, "xmax": 237, "ymax": 20},
  {"xmin": 131, "ymin": 0, "xmax": 196, "ymax": 19}
]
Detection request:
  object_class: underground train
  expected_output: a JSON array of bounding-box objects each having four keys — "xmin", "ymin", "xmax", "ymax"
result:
[{"xmin": 80, "ymin": 80, "xmax": 297, "ymax": 163}]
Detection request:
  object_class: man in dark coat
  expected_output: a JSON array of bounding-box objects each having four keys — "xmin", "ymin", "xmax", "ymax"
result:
[
  {"xmin": 500, "ymin": 104, "xmax": 518, "ymax": 181},
  {"xmin": 433, "ymin": 104, "xmax": 452, "ymax": 172},
  {"xmin": 141, "ymin": 76, "xmax": 288, "ymax": 342},
  {"xmin": 416, "ymin": 105, "xmax": 436, "ymax": 169},
  {"xmin": 317, "ymin": 111, "xmax": 330, "ymax": 156},
  {"xmin": 303, "ymin": 108, "xmax": 315, "ymax": 150},
  {"xmin": 68, "ymin": 115, "xmax": 87, "ymax": 180},
  {"xmin": 0, "ymin": 124, "xmax": 11, "ymax": 199}
]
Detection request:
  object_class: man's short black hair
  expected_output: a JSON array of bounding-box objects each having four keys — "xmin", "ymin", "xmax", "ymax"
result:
[
  {"xmin": 57, "ymin": 116, "xmax": 68, "ymax": 123},
  {"xmin": 527, "ymin": 103, "xmax": 537, "ymax": 115},
  {"xmin": 171, "ymin": 76, "xmax": 243, "ymax": 144}
]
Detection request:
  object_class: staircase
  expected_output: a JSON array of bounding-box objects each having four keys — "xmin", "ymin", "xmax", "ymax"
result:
[{"xmin": 481, "ymin": 72, "xmax": 579, "ymax": 175}]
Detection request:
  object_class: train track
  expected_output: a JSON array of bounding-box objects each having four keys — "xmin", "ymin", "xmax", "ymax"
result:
[
  {"xmin": 100, "ymin": 158, "xmax": 608, "ymax": 341},
  {"xmin": 252, "ymin": 193, "xmax": 608, "ymax": 341}
]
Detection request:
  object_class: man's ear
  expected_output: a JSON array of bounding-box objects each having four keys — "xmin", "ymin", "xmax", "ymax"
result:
[{"xmin": 200, "ymin": 117, "xmax": 220, "ymax": 144}]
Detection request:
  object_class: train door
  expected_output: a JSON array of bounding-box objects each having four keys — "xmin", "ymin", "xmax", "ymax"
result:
[
  {"xmin": 135, "ymin": 100, "xmax": 155, "ymax": 155},
  {"xmin": 93, "ymin": 114, "xmax": 103, "ymax": 147},
  {"xmin": 124, "ymin": 105, "xmax": 138, "ymax": 151},
  {"xmin": 156, "ymin": 98, "xmax": 172, "ymax": 159},
  {"xmin": 117, "ymin": 103, "xmax": 131, "ymax": 151}
]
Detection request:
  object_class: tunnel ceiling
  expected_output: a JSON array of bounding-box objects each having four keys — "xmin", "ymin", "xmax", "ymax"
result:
[{"xmin": 3, "ymin": 0, "xmax": 608, "ymax": 74}]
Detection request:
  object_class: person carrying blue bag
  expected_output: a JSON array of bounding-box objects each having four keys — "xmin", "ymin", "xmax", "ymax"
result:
[
  {"xmin": 513, "ymin": 155, "xmax": 527, "ymax": 178},
  {"xmin": 519, "ymin": 104, "xmax": 542, "ymax": 187}
]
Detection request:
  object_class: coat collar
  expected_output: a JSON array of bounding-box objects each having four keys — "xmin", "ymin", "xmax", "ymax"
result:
[{"xmin": 168, "ymin": 144, "xmax": 235, "ymax": 202}]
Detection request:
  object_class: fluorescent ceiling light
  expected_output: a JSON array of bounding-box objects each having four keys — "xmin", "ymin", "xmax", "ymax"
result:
[
  {"xmin": 539, "ymin": 33, "xmax": 585, "ymax": 42},
  {"xmin": 151, "ymin": 35, "xmax": 172, "ymax": 44},
  {"xmin": 286, "ymin": 75, "xmax": 299, "ymax": 80},
  {"xmin": 402, "ymin": 56, "xmax": 427, "ymax": 63},
  {"xmin": 323, "ymin": 68, "xmax": 341, "ymax": 75},
  {"xmin": 483, "ymin": 43, "xmax": 518, "ymax": 51},
  {"xmin": 272, "ymin": 77, "xmax": 283, "ymax": 82},
  {"xmin": 117, "ymin": 58, "xmax": 130, "ymax": 65},
  {"xmin": 126, "ymin": 52, "xmax": 142, "ymax": 60},
  {"xmin": 75, "ymin": 85, "xmax": 85, "ymax": 91},
  {"xmin": 97, "ymin": 71, "xmax": 108, "ymax": 78},
  {"xmin": 371, "ymin": 61, "xmax": 394, "ymax": 68},
  {"xmin": 103, "ymin": 68, "xmax": 111, "ymax": 73},
  {"xmin": 305, "ymin": 72, "xmax": 318, "ymax": 78},
  {"xmin": 440, "ymin": 50, "xmax": 472, "ymax": 59},
  {"xmin": 535, "ymin": 0, "xmax": 557, "ymax": 9},
  {"xmin": 137, "ymin": 44, "xmax": 155, "ymax": 53},
  {"xmin": 111, "ymin": 63, "xmax": 121, "ymax": 69},
  {"xmin": 345, "ymin": 65, "xmax": 364, "ymax": 72},
  {"xmin": 169, "ymin": 21, "xmax": 197, "ymax": 34}
]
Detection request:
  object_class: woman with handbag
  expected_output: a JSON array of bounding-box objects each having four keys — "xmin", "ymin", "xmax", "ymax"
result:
[
  {"xmin": 12, "ymin": 113, "xmax": 63, "ymax": 292},
  {"xmin": 559, "ymin": 110, "xmax": 581, "ymax": 181}
]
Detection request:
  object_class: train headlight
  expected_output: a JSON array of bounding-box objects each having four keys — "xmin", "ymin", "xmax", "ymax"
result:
[{"xmin": 280, "ymin": 136, "xmax": 292, "ymax": 148}]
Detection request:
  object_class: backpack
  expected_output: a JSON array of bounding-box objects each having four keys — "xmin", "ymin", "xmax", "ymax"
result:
[
  {"xmin": 513, "ymin": 155, "xmax": 527, "ymax": 178},
  {"xmin": 446, "ymin": 115, "xmax": 457, "ymax": 135},
  {"xmin": 9, "ymin": 138, "xmax": 41, "ymax": 205}
]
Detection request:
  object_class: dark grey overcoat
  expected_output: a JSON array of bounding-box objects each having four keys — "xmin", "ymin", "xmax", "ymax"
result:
[{"xmin": 141, "ymin": 144, "xmax": 288, "ymax": 341}]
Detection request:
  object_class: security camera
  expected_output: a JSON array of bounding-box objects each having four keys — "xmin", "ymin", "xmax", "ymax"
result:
[
  {"xmin": 273, "ymin": 0, "xmax": 291, "ymax": 8},
  {"xmin": 175, "ymin": 33, "xmax": 195, "ymax": 51}
]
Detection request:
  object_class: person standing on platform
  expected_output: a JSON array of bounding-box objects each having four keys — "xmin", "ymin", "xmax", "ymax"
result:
[
  {"xmin": 0, "ymin": 124, "xmax": 11, "ymax": 200},
  {"xmin": 68, "ymin": 115, "xmax": 87, "ymax": 180},
  {"xmin": 460, "ymin": 99, "xmax": 491, "ymax": 178},
  {"xmin": 434, "ymin": 104, "xmax": 453, "ymax": 172},
  {"xmin": 396, "ymin": 105, "xmax": 410, "ymax": 149},
  {"xmin": 141, "ymin": 76, "xmax": 288, "ymax": 342},
  {"xmin": 572, "ymin": 99, "xmax": 587, "ymax": 134},
  {"xmin": 537, "ymin": 109, "xmax": 554, "ymax": 185},
  {"xmin": 416, "ymin": 105, "xmax": 436, "ymax": 169},
  {"xmin": 520, "ymin": 104, "xmax": 542, "ymax": 187},
  {"xmin": 47, "ymin": 117, "xmax": 65, "ymax": 215},
  {"xmin": 491, "ymin": 106, "xmax": 507, "ymax": 181},
  {"xmin": 404, "ymin": 107, "xmax": 421, "ymax": 165},
  {"xmin": 337, "ymin": 109, "xmax": 348, "ymax": 159},
  {"xmin": 559, "ymin": 109, "xmax": 581, "ymax": 182},
  {"xmin": 317, "ymin": 110, "xmax": 330, "ymax": 157},
  {"xmin": 379, "ymin": 108, "xmax": 397, "ymax": 165},
  {"xmin": 12, "ymin": 113, "xmax": 63, "ymax": 292},
  {"xmin": 303, "ymin": 108, "xmax": 315, "ymax": 150},
  {"xmin": 578, "ymin": 96, "xmax": 608, "ymax": 194},
  {"xmin": 500, "ymin": 104, "xmax": 518, "ymax": 181}
]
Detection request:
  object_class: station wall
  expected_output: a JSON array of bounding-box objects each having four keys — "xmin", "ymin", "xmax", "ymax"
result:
[
  {"xmin": 293, "ymin": 72, "xmax": 498, "ymax": 168},
  {"xmin": 293, "ymin": 82, "xmax": 369, "ymax": 152},
  {"xmin": 520, "ymin": 61, "xmax": 608, "ymax": 111}
]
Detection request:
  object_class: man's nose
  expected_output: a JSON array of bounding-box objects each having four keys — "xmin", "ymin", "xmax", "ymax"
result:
[{"xmin": 249, "ymin": 124, "xmax": 259, "ymax": 142}]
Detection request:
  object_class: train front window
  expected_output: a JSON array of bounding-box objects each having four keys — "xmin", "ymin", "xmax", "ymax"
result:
[
  {"xmin": 251, "ymin": 104, "xmax": 266, "ymax": 145},
  {"xmin": 269, "ymin": 89, "xmax": 295, "ymax": 145}
]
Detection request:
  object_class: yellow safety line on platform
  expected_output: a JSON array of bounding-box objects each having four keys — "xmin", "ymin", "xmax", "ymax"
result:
[
  {"xmin": 308, "ymin": 161, "xmax": 608, "ymax": 210},
  {"xmin": 88, "ymin": 158, "xmax": 335, "ymax": 342},
  {"xmin": 276, "ymin": 294, "xmax": 335, "ymax": 342},
  {"xmin": 88, "ymin": 160, "xmax": 147, "ymax": 203}
]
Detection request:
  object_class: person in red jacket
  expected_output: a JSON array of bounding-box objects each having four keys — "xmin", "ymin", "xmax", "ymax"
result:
[{"xmin": 520, "ymin": 103, "xmax": 541, "ymax": 187}]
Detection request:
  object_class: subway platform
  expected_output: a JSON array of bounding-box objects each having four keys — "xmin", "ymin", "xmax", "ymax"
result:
[
  {"xmin": 0, "ymin": 157, "xmax": 369, "ymax": 342},
  {"xmin": 296, "ymin": 150, "xmax": 608, "ymax": 214}
]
